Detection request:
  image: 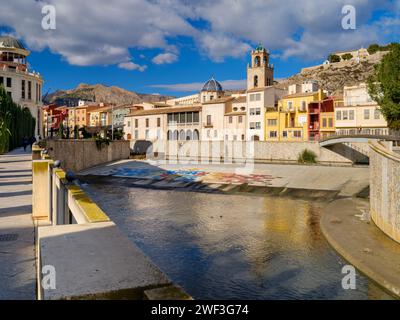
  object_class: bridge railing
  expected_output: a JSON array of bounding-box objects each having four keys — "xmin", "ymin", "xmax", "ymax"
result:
[{"xmin": 319, "ymin": 129, "xmax": 400, "ymax": 143}]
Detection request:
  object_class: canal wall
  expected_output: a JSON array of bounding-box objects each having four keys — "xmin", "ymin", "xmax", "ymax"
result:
[
  {"xmin": 32, "ymin": 153, "xmax": 191, "ymax": 300},
  {"xmin": 369, "ymin": 140, "xmax": 400, "ymax": 244},
  {"xmin": 132, "ymin": 140, "xmax": 353, "ymax": 166},
  {"xmin": 46, "ymin": 139, "xmax": 130, "ymax": 172}
]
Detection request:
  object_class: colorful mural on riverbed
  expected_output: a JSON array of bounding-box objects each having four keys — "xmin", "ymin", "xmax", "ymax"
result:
[{"xmin": 108, "ymin": 167, "xmax": 280, "ymax": 186}]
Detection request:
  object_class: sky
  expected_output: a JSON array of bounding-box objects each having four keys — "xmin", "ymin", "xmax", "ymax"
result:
[{"xmin": 0, "ymin": 0, "xmax": 399, "ymax": 97}]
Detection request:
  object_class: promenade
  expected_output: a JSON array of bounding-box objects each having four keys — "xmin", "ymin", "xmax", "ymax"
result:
[{"xmin": 0, "ymin": 148, "xmax": 36, "ymax": 299}]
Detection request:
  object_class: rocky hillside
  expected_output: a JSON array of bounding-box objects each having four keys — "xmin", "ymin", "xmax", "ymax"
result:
[
  {"xmin": 44, "ymin": 83, "xmax": 174, "ymax": 106},
  {"xmin": 278, "ymin": 51, "xmax": 388, "ymax": 95}
]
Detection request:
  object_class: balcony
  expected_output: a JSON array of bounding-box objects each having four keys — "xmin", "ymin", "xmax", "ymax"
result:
[{"xmin": 203, "ymin": 122, "xmax": 213, "ymax": 128}]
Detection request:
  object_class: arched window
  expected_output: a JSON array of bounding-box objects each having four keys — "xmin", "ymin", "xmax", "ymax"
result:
[
  {"xmin": 179, "ymin": 129, "xmax": 185, "ymax": 140},
  {"xmin": 193, "ymin": 129, "xmax": 199, "ymax": 140},
  {"xmin": 254, "ymin": 75, "xmax": 258, "ymax": 87},
  {"xmin": 173, "ymin": 130, "xmax": 179, "ymax": 140},
  {"xmin": 127, "ymin": 133, "xmax": 132, "ymax": 140},
  {"xmin": 167, "ymin": 130, "xmax": 172, "ymax": 140},
  {"xmin": 186, "ymin": 129, "xmax": 192, "ymax": 140},
  {"xmin": 252, "ymin": 135, "xmax": 260, "ymax": 141},
  {"xmin": 254, "ymin": 56, "xmax": 260, "ymax": 67}
]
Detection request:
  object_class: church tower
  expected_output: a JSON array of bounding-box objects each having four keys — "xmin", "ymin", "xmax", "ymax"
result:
[{"xmin": 247, "ymin": 43, "xmax": 274, "ymax": 90}]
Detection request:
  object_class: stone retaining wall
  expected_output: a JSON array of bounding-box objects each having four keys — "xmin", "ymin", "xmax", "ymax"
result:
[
  {"xmin": 132, "ymin": 140, "xmax": 353, "ymax": 165},
  {"xmin": 369, "ymin": 140, "xmax": 400, "ymax": 243},
  {"xmin": 47, "ymin": 139, "xmax": 130, "ymax": 172}
]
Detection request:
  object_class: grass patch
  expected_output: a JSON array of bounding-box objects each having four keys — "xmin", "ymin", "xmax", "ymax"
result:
[{"xmin": 298, "ymin": 149, "xmax": 317, "ymax": 164}]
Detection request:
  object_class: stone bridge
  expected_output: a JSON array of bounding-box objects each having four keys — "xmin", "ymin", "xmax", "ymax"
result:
[{"xmin": 319, "ymin": 134, "xmax": 400, "ymax": 164}]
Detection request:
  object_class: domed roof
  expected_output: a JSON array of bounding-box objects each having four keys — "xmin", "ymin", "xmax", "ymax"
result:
[
  {"xmin": 0, "ymin": 36, "xmax": 26, "ymax": 50},
  {"xmin": 201, "ymin": 77, "xmax": 223, "ymax": 92}
]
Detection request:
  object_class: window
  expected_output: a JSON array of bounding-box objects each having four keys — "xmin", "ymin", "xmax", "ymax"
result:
[
  {"xmin": 146, "ymin": 118, "xmax": 149, "ymax": 127},
  {"xmin": 210, "ymin": 95, "xmax": 214, "ymax": 101},
  {"xmin": 21, "ymin": 80, "xmax": 25, "ymax": 99},
  {"xmin": 157, "ymin": 129, "xmax": 161, "ymax": 139},
  {"xmin": 328, "ymin": 118, "xmax": 333, "ymax": 128},
  {"xmin": 193, "ymin": 112, "xmax": 199, "ymax": 123},
  {"xmin": 127, "ymin": 121, "xmax": 131, "ymax": 127},
  {"xmin": 225, "ymin": 134, "xmax": 228, "ymax": 140},
  {"xmin": 233, "ymin": 135, "xmax": 237, "ymax": 141},
  {"xmin": 214, "ymin": 130, "xmax": 217, "ymax": 138},
  {"xmin": 283, "ymin": 131, "xmax": 288, "ymax": 138},
  {"xmin": 349, "ymin": 110, "xmax": 355, "ymax": 120},
  {"xmin": 249, "ymin": 93, "xmax": 261, "ymax": 102},
  {"xmin": 0, "ymin": 77, "xmax": 3, "ymax": 85},
  {"xmin": 233, "ymin": 107, "xmax": 238, "ymax": 111},
  {"xmin": 322, "ymin": 118, "xmax": 327, "ymax": 128},
  {"xmin": 180, "ymin": 113, "xmax": 186, "ymax": 123},
  {"xmin": 238, "ymin": 116, "xmax": 243, "ymax": 123},
  {"xmin": 250, "ymin": 108, "xmax": 255, "ymax": 115},
  {"xmin": 255, "ymin": 108, "xmax": 261, "ymax": 115},
  {"xmin": 255, "ymin": 122, "xmax": 261, "ymax": 129},
  {"xmin": 287, "ymin": 101, "xmax": 293, "ymax": 110},
  {"xmin": 207, "ymin": 115, "xmax": 212, "ymax": 125},
  {"xmin": 135, "ymin": 119, "xmax": 138, "ymax": 128},
  {"xmin": 145, "ymin": 129, "xmax": 149, "ymax": 139},
  {"xmin": 294, "ymin": 131, "xmax": 302, "ymax": 138},
  {"xmin": 168, "ymin": 114, "xmax": 173, "ymax": 124},
  {"xmin": 157, "ymin": 117, "xmax": 161, "ymax": 127},
  {"xmin": 374, "ymin": 109, "xmax": 380, "ymax": 119},
  {"xmin": 301, "ymin": 101, "xmax": 306, "ymax": 110},
  {"xmin": 250, "ymin": 122, "xmax": 255, "ymax": 129},
  {"xmin": 336, "ymin": 110, "xmax": 341, "ymax": 120},
  {"xmin": 269, "ymin": 131, "xmax": 277, "ymax": 138},
  {"xmin": 28, "ymin": 81, "xmax": 31, "ymax": 100},
  {"xmin": 135, "ymin": 130, "xmax": 139, "ymax": 139},
  {"xmin": 343, "ymin": 110, "xmax": 348, "ymax": 120},
  {"xmin": 207, "ymin": 130, "xmax": 210, "ymax": 138},
  {"xmin": 254, "ymin": 75, "xmax": 258, "ymax": 87},
  {"xmin": 229, "ymin": 116, "xmax": 233, "ymax": 124},
  {"xmin": 6, "ymin": 77, "xmax": 11, "ymax": 88},
  {"xmin": 364, "ymin": 109, "xmax": 370, "ymax": 120},
  {"xmin": 241, "ymin": 134, "xmax": 245, "ymax": 140},
  {"xmin": 267, "ymin": 119, "xmax": 277, "ymax": 126},
  {"xmin": 187, "ymin": 112, "xmax": 192, "ymax": 123}
]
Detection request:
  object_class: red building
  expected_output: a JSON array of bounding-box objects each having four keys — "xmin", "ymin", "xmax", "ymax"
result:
[
  {"xmin": 43, "ymin": 104, "xmax": 68, "ymax": 136},
  {"xmin": 307, "ymin": 97, "xmax": 335, "ymax": 141}
]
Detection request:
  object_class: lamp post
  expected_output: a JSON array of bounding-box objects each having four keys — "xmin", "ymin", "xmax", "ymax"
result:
[{"xmin": 111, "ymin": 105, "xmax": 114, "ymax": 141}]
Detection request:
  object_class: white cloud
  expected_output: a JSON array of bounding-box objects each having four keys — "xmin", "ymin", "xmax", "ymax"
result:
[
  {"xmin": 0, "ymin": 0, "xmax": 397, "ymax": 68},
  {"xmin": 152, "ymin": 52, "xmax": 179, "ymax": 65},
  {"xmin": 118, "ymin": 61, "xmax": 147, "ymax": 72},
  {"xmin": 150, "ymin": 79, "xmax": 246, "ymax": 92}
]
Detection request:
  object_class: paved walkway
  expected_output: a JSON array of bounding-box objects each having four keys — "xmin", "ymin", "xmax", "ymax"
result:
[
  {"xmin": 321, "ymin": 198, "xmax": 400, "ymax": 299},
  {"xmin": 0, "ymin": 148, "xmax": 36, "ymax": 299}
]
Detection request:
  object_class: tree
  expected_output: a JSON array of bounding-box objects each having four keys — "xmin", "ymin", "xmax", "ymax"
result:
[
  {"xmin": 328, "ymin": 54, "xmax": 340, "ymax": 63},
  {"xmin": 368, "ymin": 44, "xmax": 380, "ymax": 55},
  {"xmin": 341, "ymin": 53, "xmax": 353, "ymax": 60},
  {"xmin": 368, "ymin": 43, "xmax": 400, "ymax": 129}
]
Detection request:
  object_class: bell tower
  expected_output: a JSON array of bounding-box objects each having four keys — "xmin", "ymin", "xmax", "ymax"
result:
[{"xmin": 247, "ymin": 43, "xmax": 274, "ymax": 90}]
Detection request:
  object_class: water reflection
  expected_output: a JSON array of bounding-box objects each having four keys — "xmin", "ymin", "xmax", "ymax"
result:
[{"xmin": 83, "ymin": 183, "xmax": 392, "ymax": 300}]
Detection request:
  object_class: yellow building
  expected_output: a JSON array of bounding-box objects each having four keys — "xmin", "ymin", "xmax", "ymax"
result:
[{"xmin": 265, "ymin": 86, "xmax": 325, "ymax": 141}]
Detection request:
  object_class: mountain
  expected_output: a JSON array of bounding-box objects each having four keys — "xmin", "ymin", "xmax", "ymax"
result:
[
  {"xmin": 277, "ymin": 51, "xmax": 388, "ymax": 95},
  {"xmin": 44, "ymin": 83, "xmax": 174, "ymax": 106}
]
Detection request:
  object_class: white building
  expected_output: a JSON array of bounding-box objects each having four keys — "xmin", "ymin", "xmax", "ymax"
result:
[{"xmin": 0, "ymin": 36, "xmax": 44, "ymax": 137}]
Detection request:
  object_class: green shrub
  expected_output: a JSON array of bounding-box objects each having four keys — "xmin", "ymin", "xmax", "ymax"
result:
[
  {"xmin": 298, "ymin": 149, "xmax": 317, "ymax": 164},
  {"xmin": 341, "ymin": 53, "xmax": 353, "ymax": 60}
]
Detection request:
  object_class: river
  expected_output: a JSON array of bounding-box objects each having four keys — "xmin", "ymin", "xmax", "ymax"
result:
[{"xmin": 82, "ymin": 182, "xmax": 391, "ymax": 299}]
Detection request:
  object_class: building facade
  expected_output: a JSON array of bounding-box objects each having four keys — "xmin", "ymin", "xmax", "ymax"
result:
[
  {"xmin": 335, "ymin": 83, "xmax": 388, "ymax": 135},
  {"xmin": 0, "ymin": 36, "xmax": 44, "ymax": 137}
]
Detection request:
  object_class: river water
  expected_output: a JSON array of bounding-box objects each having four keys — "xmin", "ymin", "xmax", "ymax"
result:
[{"xmin": 82, "ymin": 183, "xmax": 391, "ymax": 299}]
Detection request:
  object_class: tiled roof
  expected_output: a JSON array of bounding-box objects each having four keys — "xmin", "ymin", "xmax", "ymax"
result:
[{"xmin": 129, "ymin": 106, "xmax": 201, "ymax": 117}]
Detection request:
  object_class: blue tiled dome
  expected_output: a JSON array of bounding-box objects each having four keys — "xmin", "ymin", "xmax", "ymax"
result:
[{"xmin": 201, "ymin": 77, "xmax": 223, "ymax": 92}]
